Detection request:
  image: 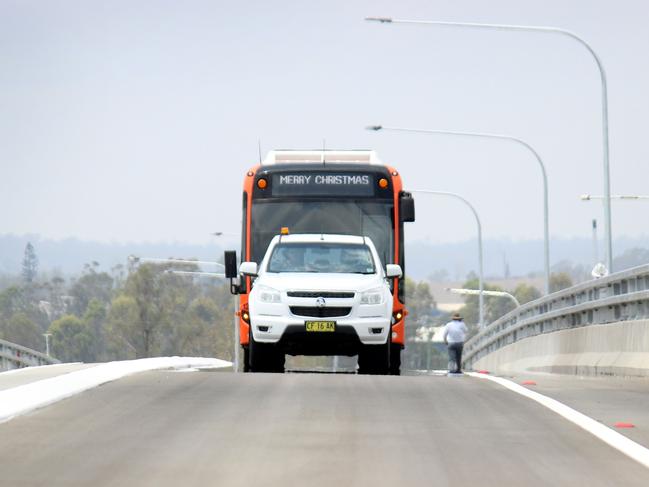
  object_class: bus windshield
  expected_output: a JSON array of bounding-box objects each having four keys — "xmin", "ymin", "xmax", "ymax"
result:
[
  {"xmin": 250, "ymin": 200, "xmax": 393, "ymax": 266},
  {"xmin": 267, "ymin": 243, "xmax": 376, "ymax": 274}
]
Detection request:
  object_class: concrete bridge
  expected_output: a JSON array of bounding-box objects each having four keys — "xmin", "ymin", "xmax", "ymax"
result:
[{"xmin": 1, "ymin": 265, "xmax": 648, "ymax": 485}]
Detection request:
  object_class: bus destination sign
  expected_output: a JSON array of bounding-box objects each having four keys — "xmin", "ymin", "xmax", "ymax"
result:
[{"xmin": 271, "ymin": 173, "xmax": 375, "ymax": 197}]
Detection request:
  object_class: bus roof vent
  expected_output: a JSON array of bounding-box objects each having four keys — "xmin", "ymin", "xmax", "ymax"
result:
[{"xmin": 262, "ymin": 150, "xmax": 383, "ymax": 166}]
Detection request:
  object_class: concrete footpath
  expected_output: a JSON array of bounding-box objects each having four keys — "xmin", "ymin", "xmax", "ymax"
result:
[
  {"xmin": 0, "ymin": 358, "xmax": 232, "ymax": 423},
  {"xmin": 0, "ymin": 363, "xmax": 98, "ymax": 391}
]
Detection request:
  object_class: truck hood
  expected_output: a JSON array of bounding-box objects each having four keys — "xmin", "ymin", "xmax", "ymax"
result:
[{"xmin": 256, "ymin": 272, "xmax": 384, "ymax": 293}]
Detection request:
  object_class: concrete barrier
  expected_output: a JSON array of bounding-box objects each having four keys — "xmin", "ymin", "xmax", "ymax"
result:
[
  {"xmin": 464, "ymin": 264, "xmax": 649, "ymax": 376},
  {"xmin": 472, "ymin": 319, "xmax": 649, "ymax": 377},
  {"xmin": 1, "ymin": 338, "xmax": 59, "ymax": 371}
]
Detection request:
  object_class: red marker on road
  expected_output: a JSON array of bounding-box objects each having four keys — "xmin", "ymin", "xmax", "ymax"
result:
[
  {"xmin": 521, "ymin": 380, "xmax": 537, "ymax": 386},
  {"xmin": 614, "ymin": 422, "xmax": 635, "ymax": 429}
]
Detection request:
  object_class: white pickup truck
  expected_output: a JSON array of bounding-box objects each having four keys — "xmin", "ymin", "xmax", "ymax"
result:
[{"xmin": 239, "ymin": 233, "xmax": 402, "ymax": 374}]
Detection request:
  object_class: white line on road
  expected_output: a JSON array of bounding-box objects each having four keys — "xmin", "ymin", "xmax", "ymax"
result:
[
  {"xmin": 467, "ymin": 372, "xmax": 649, "ymax": 470},
  {"xmin": 0, "ymin": 357, "xmax": 231, "ymax": 424}
]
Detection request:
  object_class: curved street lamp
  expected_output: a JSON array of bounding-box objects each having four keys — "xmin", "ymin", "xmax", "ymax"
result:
[
  {"xmin": 365, "ymin": 15, "xmax": 613, "ymax": 272},
  {"xmin": 368, "ymin": 124, "xmax": 551, "ymax": 294},
  {"xmin": 410, "ymin": 189, "xmax": 485, "ymax": 328},
  {"xmin": 446, "ymin": 287, "xmax": 520, "ymax": 308}
]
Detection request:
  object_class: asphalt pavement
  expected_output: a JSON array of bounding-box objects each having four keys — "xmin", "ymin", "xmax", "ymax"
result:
[
  {"xmin": 498, "ymin": 371, "xmax": 649, "ymax": 447},
  {"xmin": 0, "ymin": 371, "xmax": 648, "ymax": 486}
]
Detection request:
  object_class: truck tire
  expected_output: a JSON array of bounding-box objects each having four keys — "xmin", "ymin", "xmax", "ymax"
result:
[
  {"xmin": 249, "ymin": 330, "xmax": 284, "ymax": 373},
  {"xmin": 357, "ymin": 338, "xmax": 390, "ymax": 375},
  {"xmin": 389, "ymin": 343, "xmax": 401, "ymax": 375}
]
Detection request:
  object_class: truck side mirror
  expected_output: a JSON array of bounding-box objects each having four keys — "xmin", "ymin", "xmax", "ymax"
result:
[
  {"xmin": 386, "ymin": 264, "xmax": 403, "ymax": 278},
  {"xmin": 400, "ymin": 192, "xmax": 415, "ymax": 222},
  {"xmin": 239, "ymin": 262, "xmax": 258, "ymax": 276}
]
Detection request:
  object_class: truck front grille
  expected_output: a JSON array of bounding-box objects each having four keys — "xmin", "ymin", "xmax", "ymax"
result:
[
  {"xmin": 290, "ymin": 306, "xmax": 352, "ymax": 318},
  {"xmin": 287, "ymin": 291, "xmax": 355, "ymax": 299}
]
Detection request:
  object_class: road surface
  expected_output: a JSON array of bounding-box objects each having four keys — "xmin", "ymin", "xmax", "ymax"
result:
[{"xmin": 1, "ymin": 371, "xmax": 648, "ymax": 486}]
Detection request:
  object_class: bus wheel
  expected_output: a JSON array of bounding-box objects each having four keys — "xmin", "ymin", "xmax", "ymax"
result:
[
  {"xmin": 357, "ymin": 340, "xmax": 390, "ymax": 375},
  {"xmin": 243, "ymin": 346, "xmax": 250, "ymax": 373},
  {"xmin": 389, "ymin": 344, "xmax": 401, "ymax": 375}
]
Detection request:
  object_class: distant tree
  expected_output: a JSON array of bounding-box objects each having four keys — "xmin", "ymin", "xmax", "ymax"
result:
[
  {"xmin": 0, "ymin": 286, "xmax": 28, "ymax": 319},
  {"xmin": 122, "ymin": 264, "xmax": 168, "ymax": 358},
  {"xmin": 405, "ymin": 278, "xmax": 437, "ymax": 324},
  {"xmin": 456, "ymin": 278, "xmax": 517, "ymax": 329},
  {"xmin": 613, "ymin": 248, "xmax": 649, "ymax": 272},
  {"xmin": 1, "ymin": 312, "xmax": 42, "ymax": 351},
  {"xmin": 550, "ymin": 272, "xmax": 573, "ymax": 293},
  {"xmin": 21, "ymin": 242, "xmax": 38, "ymax": 284},
  {"xmin": 48, "ymin": 315, "xmax": 94, "ymax": 362},
  {"xmin": 551, "ymin": 260, "xmax": 589, "ymax": 285},
  {"xmin": 104, "ymin": 295, "xmax": 140, "ymax": 360},
  {"xmin": 168, "ymin": 297, "xmax": 223, "ymax": 357},
  {"xmin": 46, "ymin": 275, "xmax": 68, "ymax": 320},
  {"xmin": 83, "ymin": 298, "xmax": 107, "ymax": 360},
  {"xmin": 68, "ymin": 262, "xmax": 114, "ymax": 316},
  {"xmin": 513, "ymin": 283, "xmax": 542, "ymax": 305}
]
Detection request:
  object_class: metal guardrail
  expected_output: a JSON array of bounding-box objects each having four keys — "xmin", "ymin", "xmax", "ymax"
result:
[
  {"xmin": 0, "ymin": 338, "xmax": 59, "ymax": 371},
  {"xmin": 463, "ymin": 264, "xmax": 649, "ymax": 368}
]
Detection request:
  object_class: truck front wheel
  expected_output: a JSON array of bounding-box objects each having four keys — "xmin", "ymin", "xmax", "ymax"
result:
[
  {"xmin": 357, "ymin": 339, "xmax": 390, "ymax": 375},
  {"xmin": 389, "ymin": 343, "xmax": 401, "ymax": 375},
  {"xmin": 249, "ymin": 331, "xmax": 285, "ymax": 373}
]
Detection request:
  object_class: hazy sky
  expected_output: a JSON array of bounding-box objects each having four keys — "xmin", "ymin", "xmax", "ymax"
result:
[{"xmin": 1, "ymin": 0, "xmax": 648, "ymax": 249}]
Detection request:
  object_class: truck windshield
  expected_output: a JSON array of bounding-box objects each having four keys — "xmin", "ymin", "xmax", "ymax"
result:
[
  {"xmin": 267, "ymin": 243, "xmax": 376, "ymax": 274},
  {"xmin": 250, "ymin": 200, "xmax": 393, "ymax": 265}
]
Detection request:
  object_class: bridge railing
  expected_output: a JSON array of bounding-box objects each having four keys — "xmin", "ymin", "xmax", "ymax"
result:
[
  {"xmin": 463, "ymin": 264, "xmax": 649, "ymax": 369},
  {"xmin": 1, "ymin": 338, "xmax": 60, "ymax": 371}
]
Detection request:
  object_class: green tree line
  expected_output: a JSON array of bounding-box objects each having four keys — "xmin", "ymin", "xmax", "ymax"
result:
[{"xmin": 0, "ymin": 244, "xmax": 234, "ymax": 363}]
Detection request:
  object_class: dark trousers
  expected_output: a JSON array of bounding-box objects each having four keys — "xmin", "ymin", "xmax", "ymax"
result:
[{"xmin": 447, "ymin": 342, "xmax": 464, "ymax": 373}]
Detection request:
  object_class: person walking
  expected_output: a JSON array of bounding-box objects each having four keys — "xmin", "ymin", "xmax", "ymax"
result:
[{"xmin": 443, "ymin": 313, "xmax": 468, "ymax": 374}]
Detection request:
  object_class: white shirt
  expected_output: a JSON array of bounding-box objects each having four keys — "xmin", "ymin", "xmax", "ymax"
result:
[{"xmin": 443, "ymin": 319, "xmax": 468, "ymax": 344}]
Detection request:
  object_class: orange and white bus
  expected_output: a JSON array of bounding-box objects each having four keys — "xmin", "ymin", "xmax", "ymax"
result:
[{"xmin": 227, "ymin": 150, "xmax": 415, "ymax": 374}]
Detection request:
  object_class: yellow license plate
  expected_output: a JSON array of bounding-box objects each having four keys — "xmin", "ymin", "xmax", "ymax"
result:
[{"xmin": 305, "ymin": 321, "xmax": 336, "ymax": 332}]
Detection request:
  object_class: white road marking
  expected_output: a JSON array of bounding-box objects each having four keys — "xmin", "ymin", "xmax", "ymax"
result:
[
  {"xmin": 467, "ymin": 372, "xmax": 649, "ymax": 470},
  {"xmin": 0, "ymin": 357, "xmax": 231, "ymax": 424}
]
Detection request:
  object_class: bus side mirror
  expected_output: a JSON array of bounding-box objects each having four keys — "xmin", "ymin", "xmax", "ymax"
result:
[
  {"xmin": 224, "ymin": 251, "xmax": 238, "ymax": 278},
  {"xmin": 224, "ymin": 250, "xmax": 240, "ymax": 295},
  {"xmin": 400, "ymin": 193, "xmax": 415, "ymax": 222}
]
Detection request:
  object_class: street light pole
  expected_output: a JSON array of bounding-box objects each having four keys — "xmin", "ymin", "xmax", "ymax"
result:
[
  {"xmin": 410, "ymin": 189, "xmax": 485, "ymax": 328},
  {"xmin": 581, "ymin": 194, "xmax": 649, "ymax": 201},
  {"xmin": 128, "ymin": 256, "xmax": 225, "ymax": 268},
  {"xmin": 365, "ymin": 15, "xmax": 613, "ymax": 272},
  {"xmin": 368, "ymin": 124, "xmax": 551, "ymax": 294},
  {"xmin": 446, "ymin": 287, "xmax": 520, "ymax": 307},
  {"xmin": 43, "ymin": 333, "xmax": 52, "ymax": 357}
]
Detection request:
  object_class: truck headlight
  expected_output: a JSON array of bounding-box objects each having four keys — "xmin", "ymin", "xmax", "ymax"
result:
[
  {"xmin": 360, "ymin": 287, "xmax": 384, "ymax": 305},
  {"xmin": 257, "ymin": 285, "xmax": 282, "ymax": 303}
]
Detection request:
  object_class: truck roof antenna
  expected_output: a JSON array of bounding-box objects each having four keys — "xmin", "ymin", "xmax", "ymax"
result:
[
  {"xmin": 322, "ymin": 138, "xmax": 326, "ymax": 167},
  {"xmin": 258, "ymin": 140, "xmax": 262, "ymax": 164}
]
